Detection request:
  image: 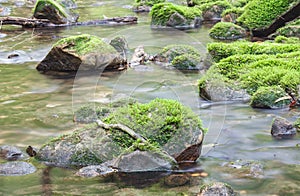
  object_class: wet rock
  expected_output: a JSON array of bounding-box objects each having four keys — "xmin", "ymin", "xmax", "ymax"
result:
[
  {"xmin": 76, "ymin": 164, "xmax": 116, "ymax": 178},
  {"xmin": 33, "ymin": 0, "xmax": 78, "ymax": 24},
  {"xmin": 199, "ymin": 182, "xmax": 236, "ymax": 196},
  {"xmin": 164, "ymin": 174, "xmax": 190, "ymax": 187},
  {"xmin": 133, "ymin": 5, "xmax": 150, "ymax": 12},
  {"xmin": 130, "ymin": 45, "xmax": 149, "ymax": 66},
  {"xmin": 224, "ymin": 160, "xmax": 264, "ymax": 178},
  {"xmin": 109, "ymin": 36, "xmax": 129, "ymax": 58},
  {"xmin": 200, "ymin": 80, "xmax": 251, "ymax": 102},
  {"xmin": 0, "ymin": 145, "xmax": 26, "ymax": 161},
  {"xmin": 271, "ymin": 117, "xmax": 296, "ymax": 139},
  {"xmin": 0, "ymin": 161, "xmax": 36, "ymax": 176},
  {"xmin": 36, "ymin": 34, "xmax": 127, "ymax": 72}
]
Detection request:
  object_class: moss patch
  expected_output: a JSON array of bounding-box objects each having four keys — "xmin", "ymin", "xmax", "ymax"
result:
[
  {"xmin": 54, "ymin": 34, "xmax": 117, "ymax": 55},
  {"xmin": 103, "ymin": 98, "xmax": 205, "ymax": 148},
  {"xmin": 209, "ymin": 22, "xmax": 246, "ymax": 40},
  {"xmin": 237, "ymin": 0, "xmax": 297, "ymax": 29},
  {"xmin": 134, "ymin": 0, "xmax": 165, "ymax": 6},
  {"xmin": 150, "ymin": 2, "xmax": 202, "ymax": 26}
]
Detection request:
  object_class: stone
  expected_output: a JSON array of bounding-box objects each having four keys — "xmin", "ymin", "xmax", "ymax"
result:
[
  {"xmin": 271, "ymin": 117, "xmax": 296, "ymax": 139},
  {"xmin": 0, "ymin": 145, "xmax": 27, "ymax": 161},
  {"xmin": 0, "ymin": 161, "xmax": 36, "ymax": 176},
  {"xmin": 199, "ymin": 182, "xmax": 236, "ymax": 196},
  {"xmin": 36, "ymin": 34, "xmax": 127, "ymax": 72}
]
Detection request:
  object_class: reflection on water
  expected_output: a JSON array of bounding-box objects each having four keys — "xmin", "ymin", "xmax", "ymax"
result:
[{"xmin": 0, "ymin": 0, "xmax": 300, "ymax": 195}]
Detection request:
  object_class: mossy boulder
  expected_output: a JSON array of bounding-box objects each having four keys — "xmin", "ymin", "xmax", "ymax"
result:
[
  {"xmin": 133, "ymin": 0, "xmax": 166, "ymax": 12},
  {"xmin": 274, "ymin": 35, "xmax": 300, "ymax": 44},
  {"xmin": 150, "ymin": 3, "xmax": 202, "ymax": 29},
  {"xmin": 33, "ymin": 0, "xmax": 78, "ymax": 24},
  {"xmin": 200, "ymin": 41, "xmax": 300, "ymax": 104},
  {"xmin": 271, "ymin": 19, "xmax": 300, "ymax": 38},
  {"xmin": 209, "ymin": 22, "xmax": 247, "ymax": 40},
  {"xmin": 221, "ymin": 7, "xmax": 244, "ymax": 23},
  {"xmin": 154, "ymin": 44, "xmax": 202, "ymax": 70},
  {"xmin": 36, "ymin": 34, "xmax": 127, "ymax": 72},
  {"xmin": 197, "ymin": 0, "xmax": 232, "ymax": 22},
  {"xmin": 237, "ymin": 0, "xmax": 297, "ymax": 30},
  {"xmin": 37, "ymin": 99, "xmax": 205, "ymax": 167},
  {"xmin": 250, "ymin": 86, "xmax": 289, "ymax": 109}
]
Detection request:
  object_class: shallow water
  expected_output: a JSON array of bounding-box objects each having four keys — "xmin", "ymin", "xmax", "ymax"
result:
[{"xmin": 1, "ymin": 0, "xmax": 300, "ymax": 195}]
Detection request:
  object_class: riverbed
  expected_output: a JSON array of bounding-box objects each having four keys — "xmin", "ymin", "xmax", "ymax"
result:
[{"xmin": 0, "ymin": 0, "xmax": 300, "ymax": 195}]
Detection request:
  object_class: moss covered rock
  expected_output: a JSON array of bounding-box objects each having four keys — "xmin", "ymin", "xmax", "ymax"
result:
[
  {"xmin": 36, "ymin": 34, "xmax": 127, "ymax": 72},
  {"xmin": 33, "ymin": 0, "xmax": 78, "ymax": 24},
  {"xmin": 133, "ymin": 0, "xmax": 166, "ymax": 12},
  {"xmin": 37, "ymin": 99, "xmax": 205, "ymax": 167},
  {"xmin": 155, "ymin": 44, "xmax": 202, "ymax": 70},
  {"xmin": 200, "ymin": 41, "xmax": 300, "ymax": 104},
  {"xmin": 150, "ymin": 3, "xmax": 202, "ymax": 29},
  {"xmin": 250, "ymin": 86, "xmax": 289, "ymax": 109},
  {"xmin": 237, "ymin": 0, "xmax": 297, "ymax": 29},
  {"xmin": 272, "ymin": 19, "xmax": 300, "ymax": 38},
  {"xmin": 209, "ymin": 22, "xmax": 247, "ymax": 40}
]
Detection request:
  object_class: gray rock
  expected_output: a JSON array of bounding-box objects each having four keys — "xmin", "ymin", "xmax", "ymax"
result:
[
  {"xmin": 0, "ymin": 145, "xmax": 26, "ymax": 161},
  {"xmin": 166, "ymin": 13, "xmax": 187, "ymax": 27},
  {"xmin": 0, "ymin": 161, "xmax": 36, "ymax": 176},
  {"xmin": 199, "ymin": 182, "xmax": 236, "ymax": 196},
  {"xmin": 109, "ymin": 36, "xmax": 129, "ymax": 58},
  {"xmin": 130, "ymin": 45, "xmax": 149, "ymax": 66},
  {"xmin": 271, "ymin": 117, "xmax": 297, "ymax": 139}
]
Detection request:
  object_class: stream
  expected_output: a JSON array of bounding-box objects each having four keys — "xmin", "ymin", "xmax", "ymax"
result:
[{"xmin": 1, "ymin": 0, "xmax": 300, "ymax": 195}]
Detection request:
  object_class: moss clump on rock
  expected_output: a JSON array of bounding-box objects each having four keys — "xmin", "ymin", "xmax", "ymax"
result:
[
  {"xmin": 103, "ymin": 98, "xmax": 205, "ymax": 148},
  {"xmin": 272, "ymin": 19, "xmax": 300, "ymax": 38},
  {"xmin": 171, "ymin": 54, "xmax": 201, "ymax": 70},
  {"xmin": 237, "ymin": 0, "xmax": 297, "ymax": 29},
  {"xmin": 274, "ymin": 36, "xmax": 300, "ymax": 44},
  {"xmin": 150, "ymin": 3, "xmax": 202, "ymax": 27},
  {"xmin": 134, "ymin": 0, "xmax": 165, "ymax": 6},
  {"xmin": 54, "ymin": 34, "xmax": 116, "ymax": 55},
  {"xmin": 250, "ymin": 86, "xmax": 289, "ymax": 109},
  {"xmin": 209, "ymin": 22, "xmax": 246, "ymax": 40}
]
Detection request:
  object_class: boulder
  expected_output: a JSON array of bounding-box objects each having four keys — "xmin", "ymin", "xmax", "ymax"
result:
[
  {"xmin": 150, "ymin": 3, "xmax": 202, "ymax": 29},
  {"xmin": 271, "ymin": 117, "xmax": 296, "ymax": 139},
  {"xmin": 109, "ymin": 36, "xmax": 129, "ymax": 58},
  {"xmin": 36, "ymin": 34, "xmax": 127, "ymax": 72},
  {"xmin": 199, "ymin": 182, "xmax": 236, "ymax": 196},
  {"xmin": 33, "ymin": 0, "xmax": 78, "ymax": 24},
  {"xmin": 209, "ymin": 22, "xmax": 247, "ymax": 40},
  {"xmin": 132, "ymin": 0, "xmax": 165, "ymax": 12},
  {"xmin": 0, "ymin": 161, "xmax": 36, "ymax": 176}
]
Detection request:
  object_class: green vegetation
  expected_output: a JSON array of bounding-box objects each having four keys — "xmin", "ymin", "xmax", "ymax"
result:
[
  {"xmin": 197, "ymin": 0, "xmax": 232, "ymax": 13},
  {"xmin": 134, "ymin": 0, "xmax": 165, "ymax": 6},
  {"xmin": 209, "ymin": 22, "xmax": 246, "ymax": 40},
  {"xmin": 150, "ymin": 3, "xmax": 202, "ymax": 26},
  {"xmin": 103, "ymin": 98, "xmax": 205, "ymax": 148},
  {"xmin": 208, "ymin": 41, "xmax": 300, "ymax": 62},
  {"xmin": 54, "ymin": 34, "xmax": 117, "ymax": 55},
  {"xmin": 274, "ymin": 36, "xmax": 300, "ymax": 44},
  {"xmin": 237, "ymin": 0, "xmax": 297, "ymax": 29},
  {"xmin": 34, "ymin": 0, "xmax": 69, "ymax": 17},
  {"xmin": 70, "ymin": 147, "xmax": 102, "ymax": 166},
  {"xmin": 273, "ymin": 19, "xmax": 300, "ymax": 38},
  {"xmin": 250, "ymin": 86, "xmax": 289, "ymax": 108},
  {"xmin": 171, "ymin": 54, "xmax": 201, "ymax": 69}
]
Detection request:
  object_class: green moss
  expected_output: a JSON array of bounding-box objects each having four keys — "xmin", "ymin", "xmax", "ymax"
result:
[
  {"xmin": 250, "ymin": 86, "xmax": 289, "ymax": 108},
  {"xmin": 134, "ymin": 0, "xmax": 165, "ymax": 6},
  {"xmin": 54, "ymin": 34, "xmax": 117, "ymax": 55},
  {"xmin": 221, "ymin": 7, "xmax": 244, "ymax": 17},
  {"xmin": 171, "ymin": 54, "xmax": 201, "ymax": 69},
  {"xmin": 70, "ymin": 147, "xmax": 102, "ymax": 166},
  {"xmin": 293, "ymin": 118, "xmax": 300, "ymax": 131},
  {"xmin": 197, "ymin": 0, "xmax": 232, "ymax": 12},
  {"xmin": 103, "ymin": 98, "xmax": 205, "ymax": 148},
  {"xmin": 274, "ymin": 36, "xmax": 300, "ymax": 44},
  {"xmin": 33, "ymin": 0, "xmax": 69, "ymax": 18},
  {"xmin": 237, "ymin": 0, "xmax": 297, "ymax": 29},
  {"xmin": 159, "ymin": 44, "xmax": 200, "ymax": 62},
  {"xmin": 208, "ymin": 41, "xmax": 300, "ymax": 62},
  {"xmin": 209, "ymin": 22, "xmax": 246, "ymax": 40},
  {"xmin": 150, "ymin": 3, "xmax": 202, "ymax": 26}
]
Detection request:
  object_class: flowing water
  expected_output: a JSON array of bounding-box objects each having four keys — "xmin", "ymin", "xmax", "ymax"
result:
[{"xmin": 0, "ymin": 1, "xmax": 300, "ymax": 195}]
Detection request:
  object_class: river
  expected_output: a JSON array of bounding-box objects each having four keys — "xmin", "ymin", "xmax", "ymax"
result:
[{"xmin": 0, "ymin": 0, "xmax": 300, "ymax": 195}]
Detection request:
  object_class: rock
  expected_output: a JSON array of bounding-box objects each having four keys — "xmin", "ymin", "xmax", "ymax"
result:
[
  {"xmin": 164, "ymin": 174, "xmax": 190, "ymax": 187},
  {"xmin": 76, "ymin": 164, "xmax": 116, "ymax": 178},
  {"xmin": 33, "ymin": 0, "xmax": 78, "ymax": 24},
  {"xmin": 209, "ymin": 22, "xmax": 247, "ymax": 40},
  {"xmin": 271, "ymin": 117, "xmax": 296, "ymax": 139},
  {"xmin": 132, "ymin": 0, "xmax": 165, "ymax": 12},
  {"xmin": 36, "ymin": 34, "xmax": 127, "ymax": 72},
  {"xmin": 130, "ymin": 45, "xmax": 149, "ymax": 66},
  {"xmin": 199, "ymin": 182, "xmax": 236, "ymax": 196},
  {"xmin": 0, "ymin": 161, "xmax": 36, "ymax": 176},
  {"xmin": 224, "ymin": 160, "xmax": 264, "ymax": 178},
  {"xmin": 109, "ymin": 36, "xmax": 129, "ymax": 58},
  {"xmin": 150, "ymin": 3, "xmax": 202, "ymax": 29},
  {"xmin": 202, "ymin": 4, "xmax": 230, "ymax": 22},
  {"xmin": 250, "ymin": 86, "xmax": 289, "ymax": 109},
  {"xmin": 132, "ymin": 5, "xmax": 150, "ymax": 12},
  {"xmin": 0, "ymin": 145, "xmax": 27, "ymax": 161}
]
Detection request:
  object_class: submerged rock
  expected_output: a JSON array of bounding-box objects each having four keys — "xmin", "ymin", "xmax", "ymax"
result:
[
  {"xmin": 271, "ymin": 117, "xmax": 296, "ymax": 139},
  {"xmin": 33, "ymin": 0, "xmax": 78, "ymax": 24},
  {"xmin": 199, "ymin": 182, "xmax": 236, "ymax": 196},
  {"xmin": 36, "ymin": 34, "xmax": 127, "ymax": 72},
  {"xmin": 0, "ymin": 161, "xmax": 36, "ymax": 176}
]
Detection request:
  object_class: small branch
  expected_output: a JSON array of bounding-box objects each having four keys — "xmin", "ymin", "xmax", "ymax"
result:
[{"xmin": 96, "ymin": 120, "xmax": 147, "ymax": 143}]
